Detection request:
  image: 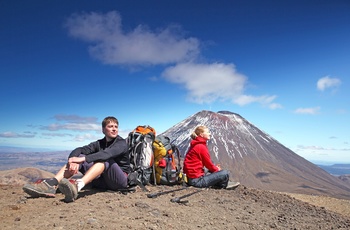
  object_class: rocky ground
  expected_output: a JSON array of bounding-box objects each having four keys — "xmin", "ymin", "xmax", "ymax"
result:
[{"xmin": 1, "ymin": 183, "xmax": 350, "ymax": 230}]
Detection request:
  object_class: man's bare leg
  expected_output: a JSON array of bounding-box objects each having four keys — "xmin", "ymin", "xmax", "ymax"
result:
[
  {"xmin": 54, "ymin": 164, "xmax": 75, "ymax": 182},
  {"xmin": 81, "ymin": 162, "xmax": 105, "ymax": 185}
]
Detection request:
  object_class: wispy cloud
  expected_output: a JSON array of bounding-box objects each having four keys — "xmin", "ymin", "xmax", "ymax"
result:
[
  {"xmin": 41, "ymin": 123, "xmax": 100, "ymax": 132},
  {"xmin": 42, "ymin": 133, "xmax": 74, "ymax": 137},
  {"xmin": 234, "ymin": 95, "xmax": 282, "ymax": 108},
  {"xmin": 294, "ymin": 106, "xmax": 320, "ymax": 115},
  {"xmin": 54, "ymin": 114, "xmax": 98, "ymax": 123},
  {"xmin": 268, "ymin": 103, "xmax": 283, "ymax": 110},
  {"xmin": 297, "ymin": 145, "xmax": 350, "ymax": 151},
  {"xmin": 317, "ymin": 76, "xmax": 341, "ymax": 91},
  {"xmin": 0, "ymin": 131, "xmax": 36, "ymax": 138},
  {"xmin": 336, "ymin": 109, "xmax": 347, "ymax": 114},
  {"xmin": 65, "ymin": 11, "xmax": 200, "ymax": 66},
  {"xmin": 41, "ymin": 114, "xmax": 100, "ymax": 132},
  {"xmin": 38, "ymin": 115, "xmax": 104, "ymax": 143},
  {"xmin": 73, "ymin": 133, "xmax": 101, "ymax": 142}
]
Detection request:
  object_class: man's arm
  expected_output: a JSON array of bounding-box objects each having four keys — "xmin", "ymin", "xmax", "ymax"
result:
[
  {"xmin": 84, "ymin": 137, "xmax": 128, "ymax": 163},
  {"xmin": 68, "ymin": 140, "xmax": 99, "ymax": 158}
]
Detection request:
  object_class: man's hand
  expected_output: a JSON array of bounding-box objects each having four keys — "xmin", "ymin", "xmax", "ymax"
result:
[{"xmin": 67, "ymin": 156, "xmax": 86, "ymax": 174}]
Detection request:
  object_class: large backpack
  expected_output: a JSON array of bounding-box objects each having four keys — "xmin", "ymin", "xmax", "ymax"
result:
[
  {"xmin": 153, "ymin": 135, "xmax": 183, "ymax": 185},
  {"xmin": 127, "ymin": 125, "xmax": 156, "ymax": 188}
]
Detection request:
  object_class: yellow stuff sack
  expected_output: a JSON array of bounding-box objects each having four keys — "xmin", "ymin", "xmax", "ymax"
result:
[{"xmin": 152, "ymin": 136, "xmax": 182, "ymax": 185}]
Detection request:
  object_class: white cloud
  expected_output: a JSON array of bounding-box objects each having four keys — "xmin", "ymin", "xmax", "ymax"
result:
[
  {"xmin": 41, "ymin": 123, "xmax": 100, "ymax": 132},
  {"xmin": 118, "ymin": 129, "xmax": 130, "ymax": 139},
  {"xmin": 295, "ymin": 145, "xmax": 350, "ymax": 163},
  {"xmin": 317, "ymin": 76, "xmax": 341, "ymax": 91},
  {"xmin": 74, "ymin": 133, "xmax": 100, "ymax": 142},
  {"xmin": 162, "ymin": 62, "xmax": 280, "ymax": 107},
  {"xmin": 42, "ymin": 133, "xmax": 74, "ymax": 137},
  {"xmin": 162, "ymin": 62, "xmax": 245, "ymax": 103},
  {"xmin": 65, "ymin": 11, "xmax": 200, "ymax": 66},
  {"xmin": 0, "ymin": 132, "xmax": 36, "ymax": 138},
  {"xmin": 41, "ymin": 114, "xmax": 100, "ymax": 132},
  {"xmin": 294, "ymin": 106, "xmax": 320, "ymax": 115},
  {"xmin": 297, "ymin": 145, "xmax": 350, "ymax": 151},
  {"xmin": 268, "ymin": 103, "xmax": 283, "ymax": 110},
  {"xmin": 233, "ymin": 95, "xmax": 281, "ymax": 107},
  {"xmin": 54, "ymin": 114, "xmax": 98, "ymax": 123},
  {"xmin": 297, "ymin": 145, "xmax": 325, "ymax": 150},
  {"xmin": 65, "ymin": 11, "xmax": 280, "ymax": 108}
]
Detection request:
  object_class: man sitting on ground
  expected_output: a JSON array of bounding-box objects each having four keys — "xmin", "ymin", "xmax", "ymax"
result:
[{"xmin": 23, "ymin": 116, "xmax": 130, "ymax": 202}]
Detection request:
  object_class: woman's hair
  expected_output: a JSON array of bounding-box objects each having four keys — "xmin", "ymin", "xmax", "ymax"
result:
[
  {"xmin": 102, "ymin": 116, "xmax": 119, "ymax": 128},
  {"xmin": 190, "ymin": 125, "xmax": 207, "ymax": 139}
]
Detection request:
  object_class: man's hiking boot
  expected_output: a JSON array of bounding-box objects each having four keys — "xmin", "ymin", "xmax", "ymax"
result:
[
  {"xmin": 58, "ymin": 178, "xmax": 79, "ymax": 203},
  {"xmin": 226, "ymin": 181, "xmax": 240, "ymax": 190},
  {"xmin": 22, "ymin": 179, "xmax": 57, "ymax": 198}
]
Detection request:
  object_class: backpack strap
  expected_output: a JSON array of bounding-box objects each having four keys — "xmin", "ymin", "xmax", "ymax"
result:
[{"xmin": 172, "ymin": 144, "xmax": 182, "ymax": 171}]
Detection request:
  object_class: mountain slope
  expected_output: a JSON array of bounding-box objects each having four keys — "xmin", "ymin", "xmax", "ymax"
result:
[
  {"xmin": 161, "ymin": 110, "xmax": 350, "ymax": 199},
  {"xmin": 0, "ymin": 167, "xmax": 55, "ymax": 185}
]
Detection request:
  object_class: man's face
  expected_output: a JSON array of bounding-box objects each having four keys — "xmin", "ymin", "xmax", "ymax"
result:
[{"xmin": 103, "ymin": 121, "xmax": 118, "ymax": 141}]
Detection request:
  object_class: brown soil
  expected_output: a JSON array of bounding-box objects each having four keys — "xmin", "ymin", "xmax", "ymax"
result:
[{"xmin": 1, "ymin": 184, "xmax": 350, "ymax": 230}]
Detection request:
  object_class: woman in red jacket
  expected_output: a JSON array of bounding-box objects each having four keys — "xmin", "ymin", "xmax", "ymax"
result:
[{"xmin": 183, "ymin": 125, "xmax": 240, "ymax": 189}]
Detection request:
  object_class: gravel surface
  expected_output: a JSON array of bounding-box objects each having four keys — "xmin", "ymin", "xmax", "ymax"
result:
[{"xmin": 1, "ymin": 184, "xmax": 350, "ymax": 230}]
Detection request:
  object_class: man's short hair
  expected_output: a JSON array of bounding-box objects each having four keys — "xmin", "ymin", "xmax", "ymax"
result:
[{"xmin": 102, "ymin": 116, "xmax": 119, "ymax": 128}]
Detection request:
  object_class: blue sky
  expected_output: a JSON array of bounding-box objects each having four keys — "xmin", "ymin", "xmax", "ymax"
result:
[{"xmin": 1, "ymin": 0, "xmax": 349, "ymax": 164}]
